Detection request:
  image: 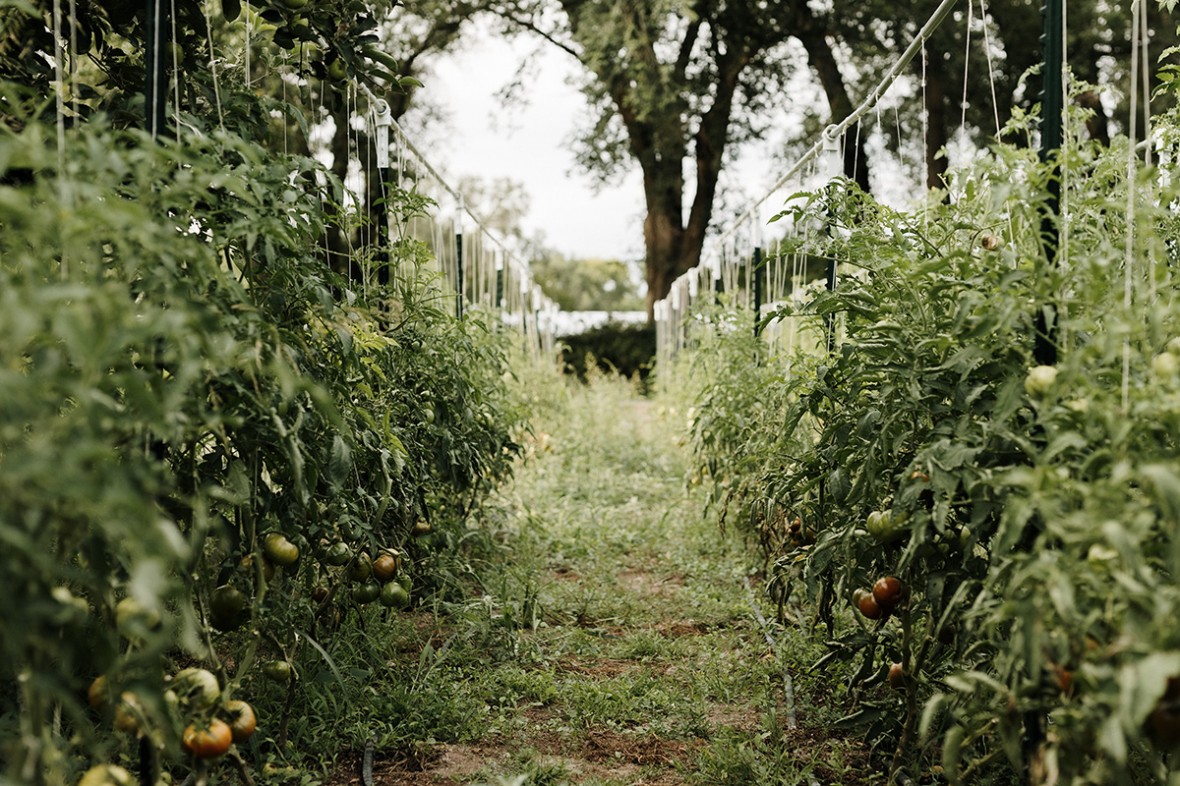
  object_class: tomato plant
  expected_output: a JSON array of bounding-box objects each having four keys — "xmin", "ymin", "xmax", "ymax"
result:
[
  {"xmin": 682, "ymin": 70, "xmax": 1180, "ymax": 783},
  {"xmin": 0, "ymin": 2, "xmax": 532, "ymax": 783}
]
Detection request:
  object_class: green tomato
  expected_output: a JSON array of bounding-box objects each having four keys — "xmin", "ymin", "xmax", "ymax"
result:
[
  {"xmin": 261, "ymin": 660, "xmax": 292, "ymax": 683},
  {"xmin": 78, "ymin": 765, "xmax": 134, "ymax": 786},
  {"xmin": 865, "ymin": 510, "xmax": 906, "ymax": 543},
  {"xmin": 115, "ymin": 597, "xmax": 161, "ymax": 637},
  {"xmin": 209, "ymin": 585, "xmax": 248, "ymax": 632},
  {"xmin": 347, "ymin": 552, "xmax": 372, "ymax": 581},
  {"xmin": 351, "ymin": 582, "xmax": 380, "ymax": 605},
  {"xmin": 379, "ymin": 581, "xmax": 410, "ymax": 609},
  {"xmin": 171, "ymin": 667, "xmax": 220, "ymax": 709},
  {"xmin": 1024, "ymin": 365, "xmax": 1057, "ymax": 397},
  {"xmin": 327, "ymin": 58, "xmax": 347, "ymax": 82},
  {"xmin": 263, "ymin": 533, "xmax": 300, "ymax": 567},
  {"xmin": 322, "ymin": 541, "xmax": 352, "ymax": 567},
  {"xmin": 1153, "ymin": 352, "xmax": 1179, "ymax": 378}
]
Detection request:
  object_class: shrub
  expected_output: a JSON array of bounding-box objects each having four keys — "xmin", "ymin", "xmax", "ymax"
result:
[{"xmin": 561, "ymin": 322, "xmax": 655, "ymax": 386}]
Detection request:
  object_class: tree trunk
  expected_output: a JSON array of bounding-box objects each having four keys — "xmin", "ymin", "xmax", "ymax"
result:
[
  {"xmin": 793, "ymin": 7, "xmax": 872, "ymax": 192},
  {"xmin": 924, "ymin": 57, "xmax": 950, "ymax": 191},
  {"xmin": 1076, "ymin": 90, "xmax": 1110, "ymax": 146},
  {"xmin": 641, "ymin": 161, "xmax": 691, "ymax": 320},
  {"xmin": 640, "ymin": 48, "xmax": 747, "ymax": 319}
]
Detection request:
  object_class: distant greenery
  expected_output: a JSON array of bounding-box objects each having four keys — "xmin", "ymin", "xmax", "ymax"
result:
[
  {"xmin": 560, "ymin": 323, "xmax": 655, "ymax": 387},
  {"xmin": 451, "ymin": 176, "xmax": 646, "ymax": 314},
  {"xmin": 530, "ymin": 253, "xmax": 646, "ymax": 312}
]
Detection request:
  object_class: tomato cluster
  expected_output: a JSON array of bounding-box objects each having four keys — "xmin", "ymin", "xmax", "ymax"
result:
[{"xmin": 88, "ymin": 666, "xmax": 256, "ymax": 763}]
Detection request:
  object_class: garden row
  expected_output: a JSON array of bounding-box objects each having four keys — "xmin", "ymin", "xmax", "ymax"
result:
[
  {"xmin": 678, "ymin": 88, "xmax": 1180, "ymax": 783},
  {"xmin": 0, "ymin": 2, "xmax": 533, "ymax": 784}
]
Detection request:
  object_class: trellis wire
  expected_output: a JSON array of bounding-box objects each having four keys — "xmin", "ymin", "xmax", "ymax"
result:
[
  {"xmin": 359, "ymin": 95, "xmax": 556, "ymax": 354},
  {"xmin": 140, "ymin": 3, "xmax": 559, "ymax": 357},
  {"xmin": 655, "ymin": 0, "xmax": 961, "ymax": 372}
]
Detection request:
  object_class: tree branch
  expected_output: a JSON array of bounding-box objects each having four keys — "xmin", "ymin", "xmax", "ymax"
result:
[
  {"xmin": 674, "ymin": 18, "xmax": 702, "ymax": 82},
  {"xmin": 491, "ymin": 4, "xmax": 582, "ymax": 60},
  {"xmin": 683, "ymin": 46, "xmax": 747, "ymax": 271}
]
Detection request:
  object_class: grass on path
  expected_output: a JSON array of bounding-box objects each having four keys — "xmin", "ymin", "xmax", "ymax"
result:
[{"xmin": 341, "ymin": 376, "xmax": 876, "ymax": 785}]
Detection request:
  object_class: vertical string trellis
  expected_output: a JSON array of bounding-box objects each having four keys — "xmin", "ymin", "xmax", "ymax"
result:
[
  {"xmin": 206, "ymin": 4, "xmax": 560, "ymax": 359},
  {"xmin": 348, "ymin": 100, "xmax": 557, "ymax": 353}
]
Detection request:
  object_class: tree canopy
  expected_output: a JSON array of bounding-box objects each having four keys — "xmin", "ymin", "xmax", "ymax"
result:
[
  {"xmin": 454, "ymin": 0, "xmax": 1176, "ymax": 317},
  {"xmin": 482, "ymin": 0, "xmax": 864, "ymax": 317}
]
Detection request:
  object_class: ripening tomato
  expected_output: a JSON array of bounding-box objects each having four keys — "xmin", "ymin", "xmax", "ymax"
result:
[
  {"xmin": 372, "ymin": 553, "xmax": 399, "ymax": 583},
  {"xmin": 853, "ymin": 589, "xmax": 883, "ymax": 620},
  {"xmin": 1053, "ymin": 664, "xmax": 1073, "ymax": 695},
  {"xmin": 182, "ymin": 719, "xmax": 233, "ymax": 759},
  {"xmin": 888, "ymin": 662, "xmax": 906, "ymax": 690},
  {"xmin": 113, "ymin": 692, "xmax": 143, "ymax": 733},
  {"xmin": 87, "ymin": 675, "xmax": 110, "ymax": 712},
  {"xmin": 224, "ymin": 699, "xmax": 257, "ymax": 743}
]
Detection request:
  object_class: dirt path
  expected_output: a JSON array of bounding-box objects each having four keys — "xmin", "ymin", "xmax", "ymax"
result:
[{"xmin": 331, "ymin": 383, "xmax": 870, "ymax": 785}]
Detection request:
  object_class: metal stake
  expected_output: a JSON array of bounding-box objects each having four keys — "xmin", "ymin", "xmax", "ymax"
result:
[
  {"xmin": 456, "ymin": 196, "xmax": 465, "ymax": 320},
  {"xmin": 370, "ymin": 98, "xmax": 393, "ymax": 286},
  {"xmin": 1035, "ymin": 0, "xmax": 1063, "ymax": 366},
  {"xmin": 144, "ymin": 0, "xmax": 170, "ymax": 139}
]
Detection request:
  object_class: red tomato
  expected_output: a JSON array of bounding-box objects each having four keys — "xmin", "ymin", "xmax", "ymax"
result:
[{"xmin": 872, "ymin": 576, "xmax": 904, "ymax": 610}]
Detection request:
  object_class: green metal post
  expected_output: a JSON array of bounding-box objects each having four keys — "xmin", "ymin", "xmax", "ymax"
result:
[
  {"xmin": 752, "ymin": 246, "xmax": 764, "ymax": 337},
  {"xmin": 144, "ymin": 0, "xmax": 170, "ymax": 139},
  {"xmin": 1036, "ymin": 0, "xmax": 1063, "ymax": 366}
]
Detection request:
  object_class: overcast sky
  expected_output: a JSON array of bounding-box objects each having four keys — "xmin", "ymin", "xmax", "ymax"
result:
[{"xmin": 401, "ymin": 27, "xmax": 641, "ymax": 262}]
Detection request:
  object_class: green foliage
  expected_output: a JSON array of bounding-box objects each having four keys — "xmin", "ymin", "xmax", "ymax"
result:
[
  {"xmin": 680, "ymin": 86, "xmax": 1180, "ymax": 783},
  {"xmin": 0, "ymin": 0, "xmax": 412, "ymax": 128},
  {"xmin": 529, "ymin": 254, "xmax": 644, "ymax": 313},
  {"xmin": 0, "ymin": 24, "xmax": 528, "ymax": 786},
  {"xmin": 560, "ymin": 323, "xmax": 655, "ymax": 386}
]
